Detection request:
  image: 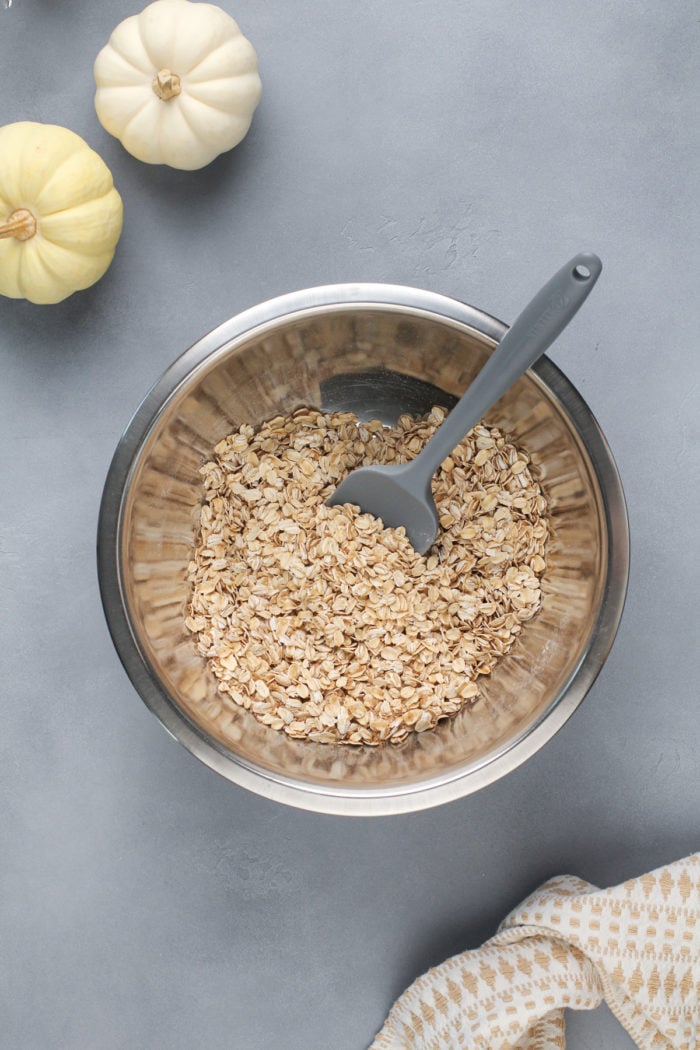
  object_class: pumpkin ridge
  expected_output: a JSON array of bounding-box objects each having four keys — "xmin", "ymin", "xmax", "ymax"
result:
[
  {"xmin": 118, "ymin": 97, "xmax": 162, "ymax": 148},
  {"xmin": 18, "ymin": 244, "xmax": 72, "ymax": 302},
  {"xmin": 39, "ymin": 203, "xmax": 122, "ymax": 256},
  {"xmin": 104, "ymin": 32, "xmax": 154, "ymax": 79},
  {"xmin": 185, "ymin": 74, "xmax": 260, "ymax": 115},
  {"xmin": 184, "ymin": 34, "xmax": 242, "ymax": 79},
  {"xmin": 95, "ymin": 87, "xmax": 157, "ymax": 140},
  {"xmin": 135, "ymin": 9, "xmax": 161, "ymax": 73},
  {"xmin": 36, "ymin": 152, "xmax": 103, "ymax": 215},
  {"xmin": 185, "ymin": 71, "xmax": 259, "ymax": 89},
  {"xmin": 22, "ymin": 238, "xmax": 114, "ymax": 298},
  {"xmin": 173, "ymin": 13, "xmax": 237, "ymax": 76},
  {"xmin": 183, "ymin": 74, "xmax": 245, "ymax": 85},
  {"xmin": 182, "ymin": 90, "xmax": 235, "ymax": 117},
  {"xmin": 17, "ymin": 128, "xmax": 83, "ymax": 206},
  {"xmin": 172, "ymin": 98, "xmax": 209, "ymax": 148}
]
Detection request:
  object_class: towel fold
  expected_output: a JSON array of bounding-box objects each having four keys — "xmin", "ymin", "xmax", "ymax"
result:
[{"xmin": 370, "ymin": 853, "xmax": 699, "ymax": 1050}]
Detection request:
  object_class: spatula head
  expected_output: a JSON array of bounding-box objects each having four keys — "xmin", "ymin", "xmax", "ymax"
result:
[{"xmin": 327, "ymin": 462, "xmax": 439, "ymax": 554}]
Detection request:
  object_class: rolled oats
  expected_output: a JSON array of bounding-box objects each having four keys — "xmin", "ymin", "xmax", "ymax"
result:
[{"xmin": 186, "ymin": 407, "xmax": 549, "ymax": 746}]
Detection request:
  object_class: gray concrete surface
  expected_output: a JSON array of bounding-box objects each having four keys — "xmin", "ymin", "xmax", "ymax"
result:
[{"xmin": 1, "ymin": 1, "xmax": 698, "ymax": 1047}]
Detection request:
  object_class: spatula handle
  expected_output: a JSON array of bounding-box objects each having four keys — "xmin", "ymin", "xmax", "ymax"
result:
[{"xmin": 411, "ymin": 252, "xmax": 602, "ymax": 483}]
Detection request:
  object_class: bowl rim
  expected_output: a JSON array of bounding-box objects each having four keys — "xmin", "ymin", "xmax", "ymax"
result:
[{"xmin": 97, "ymin": 283, "xmax": 630, "ymax": 815}]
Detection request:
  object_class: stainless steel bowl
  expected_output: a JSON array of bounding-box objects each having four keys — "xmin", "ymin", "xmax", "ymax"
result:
[{"xmin": 98, "ymin": 284, "xmax": 629, "ymax": 815}]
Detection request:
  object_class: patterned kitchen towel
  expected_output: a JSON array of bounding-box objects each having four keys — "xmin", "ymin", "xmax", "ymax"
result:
[{"xmin": 370, "ymin": 853, "xmax": 699, "ymax": 1050}]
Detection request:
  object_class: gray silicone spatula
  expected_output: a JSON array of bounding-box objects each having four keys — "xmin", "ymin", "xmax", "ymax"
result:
[{"xmin": 328, "ymin": 252, "xmax": 602, "ymax": 553}]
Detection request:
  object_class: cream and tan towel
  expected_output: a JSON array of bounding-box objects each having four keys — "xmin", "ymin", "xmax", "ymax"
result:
[{"xmin": 370, "ymin": 853, "xmax": 699, "ymax": 1050}]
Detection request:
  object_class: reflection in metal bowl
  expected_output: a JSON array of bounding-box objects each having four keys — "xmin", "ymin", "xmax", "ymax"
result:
[{"xmin": 98, "ymin": 285, "xmax": 629, "ymax": 815}]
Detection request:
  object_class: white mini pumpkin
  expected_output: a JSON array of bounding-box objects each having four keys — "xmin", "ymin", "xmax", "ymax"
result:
[{"xmin": 94, "ymin": 0, "xmax": 262, "ymax": 171}]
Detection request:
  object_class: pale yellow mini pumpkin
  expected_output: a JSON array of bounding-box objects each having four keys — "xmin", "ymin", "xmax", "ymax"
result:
[
  {"xmin": 94, "ymin": 0, "xmax": 262, "ymax": 171},
  {"xmin": 0, "ymin": 122, "xmax": 123, "ymax": 305}
]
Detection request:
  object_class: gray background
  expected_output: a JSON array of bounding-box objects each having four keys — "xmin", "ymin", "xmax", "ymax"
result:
[{"xmin": 1, "ymin": 0, "xmax": 698, "ymax": 1047}]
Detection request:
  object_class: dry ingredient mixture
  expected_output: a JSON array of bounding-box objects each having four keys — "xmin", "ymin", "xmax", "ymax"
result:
[{"xmin": 186, "ymin": 407, "xmax": 549, "ymax": 746}]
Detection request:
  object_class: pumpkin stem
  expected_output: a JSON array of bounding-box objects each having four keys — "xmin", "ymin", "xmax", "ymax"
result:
[
  {"xmin": 152, "ymin": 69, "xmax": 182, "ymax": 101},
  {"xmin": 0, "ymin": 208, "xmax": 37, "ymax": 241}
]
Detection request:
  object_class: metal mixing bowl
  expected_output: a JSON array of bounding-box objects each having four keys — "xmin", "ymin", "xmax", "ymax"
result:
[{"xmin": 98, "ymin": 284, "xmax": 629, "ymax": 815}]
